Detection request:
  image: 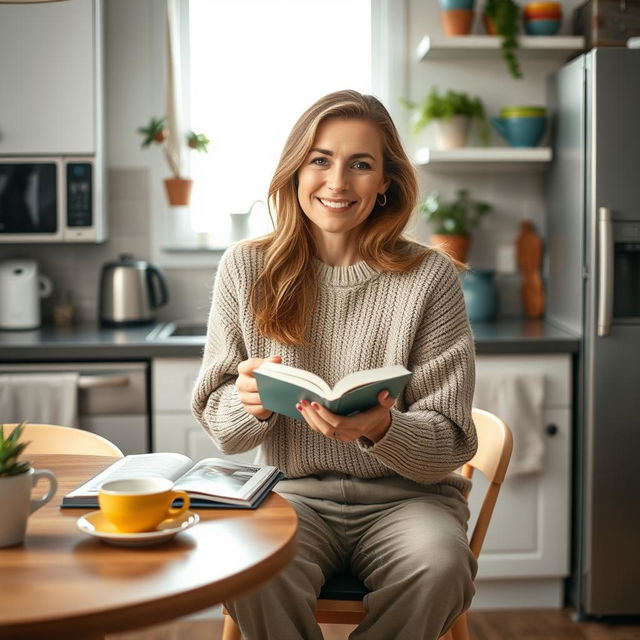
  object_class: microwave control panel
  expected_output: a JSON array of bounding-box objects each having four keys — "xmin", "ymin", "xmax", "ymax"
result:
[{"xmin": 66, "ymin": 162, "xmax": 93, "ymax": 228}]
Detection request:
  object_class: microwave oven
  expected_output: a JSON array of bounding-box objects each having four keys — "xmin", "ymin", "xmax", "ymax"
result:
[{"xmin": 0, "ymin": 156, "xmax": 106, "ymax": 243}]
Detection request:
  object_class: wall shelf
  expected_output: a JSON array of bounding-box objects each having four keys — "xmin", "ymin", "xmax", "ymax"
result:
[
  {"xmin": 417, "ymin": 35, "xmax": 585, "ymax": 61},
  {"xmin": 415, "ymin": 147, "xmax": 552, "ymax": 171}
]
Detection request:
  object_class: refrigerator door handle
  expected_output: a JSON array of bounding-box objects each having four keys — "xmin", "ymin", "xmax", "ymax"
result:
[{"xmin": 597, "ymin": 206, "xmax": 614, "ymax": 337}]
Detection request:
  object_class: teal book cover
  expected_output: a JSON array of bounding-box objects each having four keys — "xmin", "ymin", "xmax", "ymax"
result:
[{"xmin": 253, "ymin": 364, "xmax": 412, "ymax": 421}]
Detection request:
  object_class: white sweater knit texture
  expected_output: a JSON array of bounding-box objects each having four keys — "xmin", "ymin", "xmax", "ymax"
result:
[{"xmin": 192, "ymin": 241, "xmax": 477, "ymax": 494}]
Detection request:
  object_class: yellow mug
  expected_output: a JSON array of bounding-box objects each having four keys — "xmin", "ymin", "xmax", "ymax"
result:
[{"xmin": 98, "ymin": 477, "xmax": 190, "ymax": 533}]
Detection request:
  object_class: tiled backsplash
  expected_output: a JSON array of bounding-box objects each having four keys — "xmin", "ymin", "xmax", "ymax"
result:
[{"xmin": 0, "ymin": 168, "xmax": 216, "ymax": 326}]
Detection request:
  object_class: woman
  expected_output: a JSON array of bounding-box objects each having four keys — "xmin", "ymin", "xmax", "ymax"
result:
[{"xmin": 192, "ymin": 90, "xmax": 477, "ymax": 640}]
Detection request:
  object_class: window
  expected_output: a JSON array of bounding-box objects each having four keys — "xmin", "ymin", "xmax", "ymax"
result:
[{"xmin": 187, "ymin": 0, "xmax": 372, "ymax": 238}]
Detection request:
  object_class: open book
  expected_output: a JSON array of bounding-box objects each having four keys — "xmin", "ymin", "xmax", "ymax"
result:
[
  {"xmin": 61, "ymin": 453, "xmax": 283, "ymax": 509},
  {"xmin": 253, "ymin": 362, "xmax": 412, "ymax": 420}
]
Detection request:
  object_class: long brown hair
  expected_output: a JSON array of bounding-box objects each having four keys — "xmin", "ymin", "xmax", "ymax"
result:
[{"xmin": 246, "ymin": 90, "xmax": 430, "ymax": 346}]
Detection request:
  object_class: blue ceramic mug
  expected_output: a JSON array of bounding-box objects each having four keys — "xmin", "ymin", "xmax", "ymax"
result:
[{"xmin": 490, "ymin": 115, "xmax": 547, "ymax": 147}]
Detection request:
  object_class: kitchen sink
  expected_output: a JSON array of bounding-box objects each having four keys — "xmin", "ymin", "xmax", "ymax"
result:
[{"xmin": 146, "ymin": 321, "xmax": 207, "ymax": 341}]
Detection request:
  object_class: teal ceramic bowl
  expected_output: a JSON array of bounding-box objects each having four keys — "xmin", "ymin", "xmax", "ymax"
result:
[
  {"xmin": 490, "ymin": 115, "xmax": 547, "ymax": 147},
  {"xmin": 524, "ymin": 17, "xmax": 561, "ymax": 35},
  {"xmin": 439, "ymin": 0, "xmax": 475, "ymax": 9}
]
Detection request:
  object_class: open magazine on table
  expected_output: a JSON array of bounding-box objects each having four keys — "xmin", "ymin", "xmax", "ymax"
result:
[{"xmin": 61, "ymin": 453, "xmax": 283, "ymax": 509}]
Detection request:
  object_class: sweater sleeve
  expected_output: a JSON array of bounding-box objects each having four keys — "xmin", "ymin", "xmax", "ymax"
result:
[
  {"xmin": 357, "ymin": 254, "xmax": 477, "ymax": 484},
  {"xmin": 191, "ymin": 246, "xmax": 277, "ymax": 454}
]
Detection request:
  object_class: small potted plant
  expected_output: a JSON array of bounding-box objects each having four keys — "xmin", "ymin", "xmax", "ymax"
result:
[
  {"xmin": 402, "ymin": 88, "xmax": 489, "ymax": 149},
  {"xmin": 420, "ymin": 189, "xmax": 492, "ymax": 262},
  {"xmin": 439, "ymin": 0, "xmax": 476, "ymax": 35},
  {"xmin": 137, "ymin": 117, "xmax": 210, "ymax": 207},
  {"xmin": 0, "ymin": 422, "xmax": 57, "ymax": 548},
  {"xmin": 483, "ymin": 0, "xmax": 522, "ymax": 79}
]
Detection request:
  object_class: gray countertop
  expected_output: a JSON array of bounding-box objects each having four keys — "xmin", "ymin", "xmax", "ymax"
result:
[{"xmin": 0, "ymin": 318, "xmax": 579, "ymax": 362}]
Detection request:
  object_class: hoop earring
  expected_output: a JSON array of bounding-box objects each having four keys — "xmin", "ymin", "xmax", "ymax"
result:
[{"xmin": 377, "ymin": 193, "xmax": 387, "ymax": 207}]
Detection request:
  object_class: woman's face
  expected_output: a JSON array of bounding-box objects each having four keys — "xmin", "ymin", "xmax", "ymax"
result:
[{"xmin": 297, "ymin": 118, "xmax": 389, "ymax": 238}]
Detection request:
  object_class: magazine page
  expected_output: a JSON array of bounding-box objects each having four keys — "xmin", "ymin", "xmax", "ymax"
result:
[
  {"xmin": 174, "ymin": 458, "xmax": 279, "ymax": 501},
  {"xmin": 64, "ymin": 453, "xmax": 194, "ymax": 498}
]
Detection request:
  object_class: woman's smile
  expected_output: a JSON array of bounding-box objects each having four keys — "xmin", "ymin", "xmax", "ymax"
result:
[{"xmin": 296, "ymin": 118, "xmax": 389, "ymax": 250}]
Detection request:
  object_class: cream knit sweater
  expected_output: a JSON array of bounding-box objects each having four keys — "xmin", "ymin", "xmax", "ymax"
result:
[{"xmin": 192, "ymin": 241, "xmax": 477, "ymax": 494}]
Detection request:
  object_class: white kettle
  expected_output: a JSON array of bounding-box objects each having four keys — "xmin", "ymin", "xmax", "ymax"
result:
[{"xmin": 0, "ymin": 259, "xmax": 53, "ymax": 330}]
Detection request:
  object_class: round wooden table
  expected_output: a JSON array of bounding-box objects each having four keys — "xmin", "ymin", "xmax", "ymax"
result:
[{"xmin": 0, "ymin": 454, "xmax": 298, "ymax": 640}]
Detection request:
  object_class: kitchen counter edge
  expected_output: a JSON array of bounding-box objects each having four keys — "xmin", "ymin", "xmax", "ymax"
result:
[{"xmin": 0, "ymin": 319, "xmax": 580, "ymax": 361}]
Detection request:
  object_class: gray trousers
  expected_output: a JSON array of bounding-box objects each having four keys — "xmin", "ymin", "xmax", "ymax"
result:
[{"xmin": 226, "ymin": 474, "xmax": 477, "ymax": 640}]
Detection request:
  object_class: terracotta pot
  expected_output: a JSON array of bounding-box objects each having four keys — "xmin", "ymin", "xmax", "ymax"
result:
[
  {"xmin": 441, "ymin": 9, "xmax": 475, "ymax": 35},
  {"xmin": 430, "ymin": 233, "xmax": 471, "ymax": 263},
  {"xmin": 482, "ymin": 14, "xmax": 498, "ymax": 35},
  {"xmin": 164, "ymin": 178, "xmax": 193, "ymax": 207}
]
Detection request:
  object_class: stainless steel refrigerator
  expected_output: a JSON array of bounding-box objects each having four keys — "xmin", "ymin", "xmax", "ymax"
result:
[{"xmin": 546, "ymin": 47, "xmax": 640, "ymax": 618}]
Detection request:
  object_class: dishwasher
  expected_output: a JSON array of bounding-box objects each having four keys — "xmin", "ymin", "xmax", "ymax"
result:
[{"xmin": 0, "ymin": 362, "xmax": 150, "ymax": 454}]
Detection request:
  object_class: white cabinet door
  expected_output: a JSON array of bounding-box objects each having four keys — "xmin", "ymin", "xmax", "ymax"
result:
[
  {"xmin": 0, "ymin": 0, "xmax": 100, "ymax": 154},
  {"xmin": 472, "ymin": 354, "xmax": 572, "ymax": 581},
  {"xmin": 152, "ymin": 358, "xmax": 257, "ymax": 463}
]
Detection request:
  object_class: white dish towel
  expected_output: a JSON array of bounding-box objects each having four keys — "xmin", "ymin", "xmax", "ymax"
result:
[
  {"xmin": 473, "ymin": 372, "xmax": 545, "ymax": 478},
  {"xmin": 0, "ymin": 372, "xmax": 79, "ymax": 428}
]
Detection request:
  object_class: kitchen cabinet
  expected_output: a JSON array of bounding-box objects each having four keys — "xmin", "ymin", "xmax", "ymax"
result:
[
  {"xmin": 470, "ymin": 353, "xmax": 572, "ymax": 609},
  {"xmin": 0, "ymin": 0, "xmax": 102, "ymax": 155},
  {"xmin": 152, "ymin": 358, "xmax": 257, "ymax": 463}
]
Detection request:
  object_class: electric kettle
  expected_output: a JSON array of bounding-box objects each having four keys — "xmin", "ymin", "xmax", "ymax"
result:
[
  {"xmin": 0, "ymin": 258, "xmax": 53, "ymax": 330},
  {"xmin": 98, "ymin": 254, "xmax": 169, "ymax": 326}
]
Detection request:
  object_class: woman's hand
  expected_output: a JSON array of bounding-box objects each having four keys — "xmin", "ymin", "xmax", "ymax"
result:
[
  {"xmin": 236, "ymin": 355, "xmax": 281, "ymax": 420},
  {"xmin": 297, "ymin": 390, "xmax": 395, "ymax": 443}
]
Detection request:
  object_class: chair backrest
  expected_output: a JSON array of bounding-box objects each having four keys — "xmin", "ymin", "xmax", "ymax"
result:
[
  {"xmin": 1, "ymin": 423, "xmax": 124, "ymax": 457},
  {"xmin": 462, "ymin": 408, "xmax": 513, "ymax": 557}
]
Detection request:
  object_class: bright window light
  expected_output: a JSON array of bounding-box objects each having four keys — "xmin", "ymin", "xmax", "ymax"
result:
[{"xmin": 188, "ymin": 0, "xmax": 372, "ymax": 236}]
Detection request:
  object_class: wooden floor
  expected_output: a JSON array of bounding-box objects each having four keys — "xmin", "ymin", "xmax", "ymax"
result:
[{"xmin": 111, "ymin": 609, "xmax": 640, "ymax": 640}]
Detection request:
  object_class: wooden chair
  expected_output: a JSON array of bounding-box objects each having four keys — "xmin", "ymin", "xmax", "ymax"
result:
[
  {"xmin": 222, "ymin": 408, "xmax": 513, "ymax": 640},
  {"xmin": 1, "ymin": 423, "xmax": 124, "ymax": 457}
]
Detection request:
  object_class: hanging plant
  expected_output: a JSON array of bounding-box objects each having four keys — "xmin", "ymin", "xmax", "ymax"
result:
[{"xmin": 483, "ymin": 0, "xmax": 522, "ymax": 79}]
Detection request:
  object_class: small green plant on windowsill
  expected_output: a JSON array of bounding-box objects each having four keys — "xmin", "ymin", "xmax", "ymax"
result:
[{"xmin": 401, "ymin": 88, "xmax": 490, "ymax": 147}]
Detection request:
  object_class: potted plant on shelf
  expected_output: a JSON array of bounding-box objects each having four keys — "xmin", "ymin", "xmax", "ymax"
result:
[
  {"xmin": 482, "ymin": 0, "xmax": 522, "ymax": 79},
  {"xmin": 0, "ymin": 422, "xmax": 57, "ymax": 548},
  {"xmin": 439, "ymin": 0, "xmax": 476, "ymax": 35},
  {"xmin": 137, "ymin": 117, "xmax": 210, "ymax": 207},
  {"xmin": 402, "ymin": 88, "xmax": 489, "ymax": 150},
  {"xmin": 420, "ymin": 188, "xmax": 492, "ymax": 263}
]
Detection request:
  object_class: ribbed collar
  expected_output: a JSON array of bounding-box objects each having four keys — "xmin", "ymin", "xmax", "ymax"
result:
[{"xmin": 314, "ymin": 258, "xmax": 380, "ymax": 288}]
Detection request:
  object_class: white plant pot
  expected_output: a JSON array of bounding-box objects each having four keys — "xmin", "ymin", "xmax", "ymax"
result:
[
  {"xmin": 0, "ymin": 468, "xmax": 57, "ymax": 548},
  {"xmin": 434, "ymin": 115, "xmax": 471, "ymax": 149}
]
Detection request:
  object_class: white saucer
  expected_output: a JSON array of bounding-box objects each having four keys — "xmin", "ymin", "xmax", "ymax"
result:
[{"xmin": 77, "ymin": 510, "xmax": 199, "ymax": 547}]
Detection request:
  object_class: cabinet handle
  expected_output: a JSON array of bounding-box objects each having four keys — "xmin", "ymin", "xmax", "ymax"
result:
[
  {"xmin": 78, "ymin": 374, "xmax": 130, "ymax": 389},
  {"xmin": 545, "ymin": 424, "xmax": 558, "ymax": 437}
]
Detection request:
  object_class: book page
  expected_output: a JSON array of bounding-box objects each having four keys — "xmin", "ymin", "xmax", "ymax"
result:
[
  {"xmin": 65, "ymin": 453, "xmax": 194, "ymax": 497},
  {"xmin": 257, "ymin": 361, "xmax": 331, "ymax": 396},
  {"xmin": 331, "ymin": 364, "xmax": 411, "ymax": 399}
]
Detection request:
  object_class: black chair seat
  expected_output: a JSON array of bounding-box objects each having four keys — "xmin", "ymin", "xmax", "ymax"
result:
[{"xmin": 319, "ymin": 572, "xmax": 369, "ymax": 601}]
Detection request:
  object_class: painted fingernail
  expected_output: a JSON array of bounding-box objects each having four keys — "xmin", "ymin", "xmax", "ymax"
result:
[
  {"xmin": 311, "ymin": 402, "xmax": 320, "ymax": 410},
  {"xmin": 296, "ymin": 403, "xmax": 303, "ymax": 412},
  {"xmin": 301, "ymin": 399, "xmax": 308, "ymax": 407}
]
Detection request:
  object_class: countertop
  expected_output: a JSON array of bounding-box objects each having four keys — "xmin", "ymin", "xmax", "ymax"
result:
[{"xmin": 0, "ymin": 318, "xmax": 579, "ymax": 362}]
